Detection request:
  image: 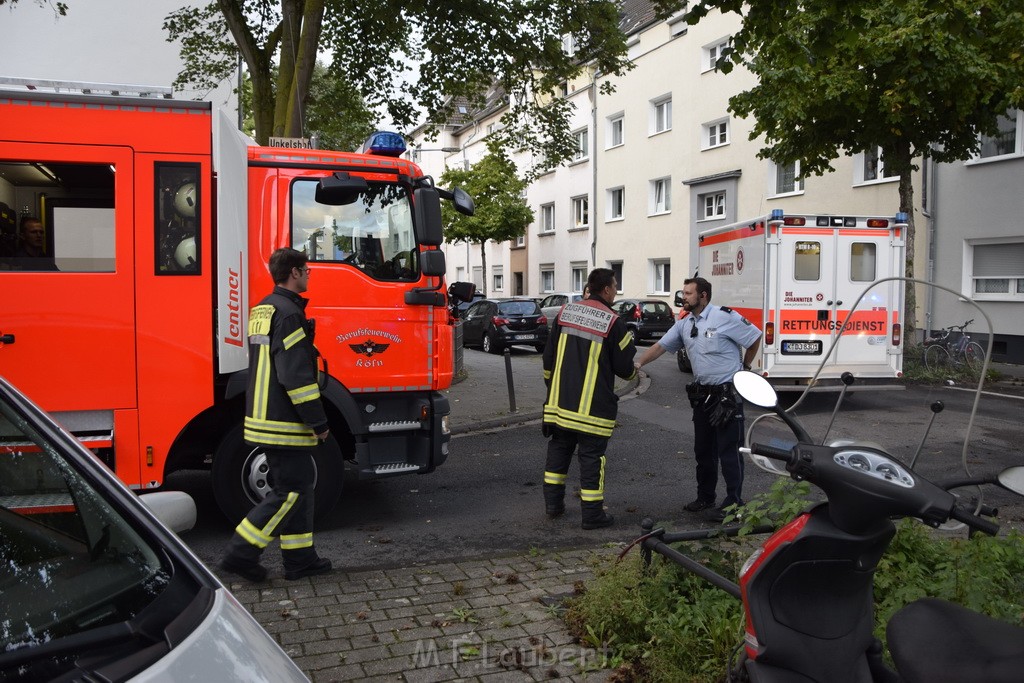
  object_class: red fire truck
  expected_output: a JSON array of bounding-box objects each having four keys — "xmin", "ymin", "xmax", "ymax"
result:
[{"xmin": 0, "ymin": 80, "xmax": 473, "ymax": 521}]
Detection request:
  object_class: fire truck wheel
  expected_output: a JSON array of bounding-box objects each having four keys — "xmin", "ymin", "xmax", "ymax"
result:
[{"xmin": 212, "ymin": 425, "xmax": 344, "ymax": 524}]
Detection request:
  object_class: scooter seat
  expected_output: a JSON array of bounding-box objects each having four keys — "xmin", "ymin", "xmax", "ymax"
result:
[{"xmin": 886, "ymin": 597, "xmax": 1024, "ymax": 683}]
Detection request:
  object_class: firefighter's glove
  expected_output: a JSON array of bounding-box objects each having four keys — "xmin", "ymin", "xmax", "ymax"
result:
[{"xmin": 708, "ymin": 393, "xmax": 738, "ymax": 428}]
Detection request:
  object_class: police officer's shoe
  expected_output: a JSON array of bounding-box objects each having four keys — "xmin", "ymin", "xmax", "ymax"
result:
[
  {"xmin": 684, "ymin": 498, "xmax": 715, "ymax": 512},
  {"xmin": 218, "ymin": 555, "xmax": 268, "ymax": 583},
  {"xmin": 581, "ymin": 511, "xmax": 614, "ymax": 530},
  {"xmin": 285, "ymin": 557, "xmax": 332, "ymax": 581}
]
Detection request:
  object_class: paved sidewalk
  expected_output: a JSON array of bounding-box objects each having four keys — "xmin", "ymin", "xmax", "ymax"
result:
[{"xmin": 218, "ymin": 346, "xmax": 640, "ymax": 681}]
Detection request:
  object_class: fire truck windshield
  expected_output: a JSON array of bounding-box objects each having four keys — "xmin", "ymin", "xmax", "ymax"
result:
[{"xmin": 290, "ymin": 179, "xmax": 419, "ymax": 281}]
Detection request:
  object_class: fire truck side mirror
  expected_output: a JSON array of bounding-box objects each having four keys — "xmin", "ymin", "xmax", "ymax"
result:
[
  {"xmin": 414, "ymin": 186, "xmax": 444, "ymax": 246},
  {"xmin": 451, "ymin": 187, "xmax": 475, "ymax": 216},
  {"xmin": 315, "ymin": 172, "xmax": 368, "ymax": 205},
  {"xmin": 420, "ymin": 249, "xmax": 446, "ymax": 276}
]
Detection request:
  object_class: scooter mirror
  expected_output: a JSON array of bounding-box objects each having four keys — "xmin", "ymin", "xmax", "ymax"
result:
[
  {"xmin": 997, "ymin": 466, "xmax": 1024, "ymax": 496},
  {"xmin": 733, "ymin": 370, "xmax": 777, "ymax": 408}
]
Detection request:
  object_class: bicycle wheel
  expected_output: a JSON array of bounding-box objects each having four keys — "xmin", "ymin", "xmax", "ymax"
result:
[
  {"xmin": 963, "ymin": 341, "xmax": 985, "ymax": 372},
  {"xmin": 924, "ymin": 344, "xmax": 951, "ymax": 371}
]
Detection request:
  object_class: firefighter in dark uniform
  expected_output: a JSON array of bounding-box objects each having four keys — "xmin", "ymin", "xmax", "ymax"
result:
[
  {"xmin": 542, "ymin": 268, "xmax": 637, "ymax": 529},
  {"xmin": 219, "ymin": 248, "xmax": 333, "ymax": 582},
  {"xmin": 635, "ymin": 276, "xmax": 761, "ymax": 522}
]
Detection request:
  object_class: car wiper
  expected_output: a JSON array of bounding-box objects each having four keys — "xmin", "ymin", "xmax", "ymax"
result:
[{"xmin": 0, "ymin": 621, "xmax": 156, "ymax": 672}]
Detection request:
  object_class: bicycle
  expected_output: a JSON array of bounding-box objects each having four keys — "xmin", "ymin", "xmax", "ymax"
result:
[{"xmin": 923, "ymin": 319, "xmax": 985, "ymax": 372}]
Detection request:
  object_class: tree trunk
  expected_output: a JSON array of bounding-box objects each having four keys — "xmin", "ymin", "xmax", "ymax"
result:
[
  {"xmin": 273, "ymin": 0, "xmax": 301, "ymax": 137},
  {"xmin": 898, "ymin": 168, "xmax": 917, "ymax": 337},
  {"xmin": 283, "ymin": 0, "xmax": 324, "ymax": 138},
  {"xmin": 479, "ymin": 241, "xmax": 487, "ymax": 297}
]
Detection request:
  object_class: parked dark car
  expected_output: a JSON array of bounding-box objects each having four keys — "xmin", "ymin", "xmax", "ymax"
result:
[
  {"xmin": 461, "ymin": 298, "xmax": 549, "ymax": 353},
  {"xmin": 0, "ymin": 376, "xmax": 306, "ymax": 681},
  {"xmin": 611, "ymin": 299, "xmax": 676, "ymax": 342}
]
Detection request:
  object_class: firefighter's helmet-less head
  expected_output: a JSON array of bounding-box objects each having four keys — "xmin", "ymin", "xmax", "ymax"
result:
[{"xmin": 174, "ymin": 182, "xmax": 197, "ymax": 218}]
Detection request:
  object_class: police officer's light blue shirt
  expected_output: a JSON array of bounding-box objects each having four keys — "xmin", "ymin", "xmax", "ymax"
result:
[{"xmin": 658, "ymin": 304, "xmax": 761, "ymax": 385}]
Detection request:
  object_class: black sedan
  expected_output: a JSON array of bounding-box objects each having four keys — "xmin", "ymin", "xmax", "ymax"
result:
[
  {"xmin": 611, "ymin": 298, "xmax": 676, "ymax": 342},
  {"xmin": 461, "ymin": 298, "xmax": 549, "ymax": 354}
]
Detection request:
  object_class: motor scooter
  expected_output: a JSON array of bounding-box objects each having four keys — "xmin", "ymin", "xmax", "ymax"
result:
[{"xmin": 630, "ymin": 278, "xmax": 1024, "ymax": 683}]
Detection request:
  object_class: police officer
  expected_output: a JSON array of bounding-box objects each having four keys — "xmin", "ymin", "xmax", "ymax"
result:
[
  {"xmin": 220, "ymin": 248, "xmax": 333, "ymax": 581},
  {"xmin": 635, "ymin": 277, "xmax": 761, "ymax": 522},
  {"xmin": 542, "ymin": 268, "xmax": 637, "ymax": 529}
]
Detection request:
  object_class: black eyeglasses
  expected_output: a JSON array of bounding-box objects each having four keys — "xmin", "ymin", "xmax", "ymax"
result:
[{"xmin": 690, "ymin": 317, "xmax": 698, "ymax": 338}]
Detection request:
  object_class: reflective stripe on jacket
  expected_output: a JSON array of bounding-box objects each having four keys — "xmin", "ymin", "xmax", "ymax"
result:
[
  {"xmin": 244, "ymin": 286, "xmax": 328, "ymax": 449},
  {"xmin": 542, "ymin": 297, "xmax": 637, "ymax": 437}
]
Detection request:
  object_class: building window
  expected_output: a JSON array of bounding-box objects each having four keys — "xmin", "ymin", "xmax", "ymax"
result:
[
  {"xmin": 607, "ymin": 114, "xmax": 624, "ymax": 148},
  {"xmin": 650, "ymin": 177, "xmax": 672, "ymax": 215},
  {"xmin": 652, "ymin": 260, "xmax": 671, "ymax": 294},
  {"xmin": 772, "ymin": 160, "xmax": 803, "ymax": 195},
  {"xmin": 699, "ymin": 191, "xmax": 726, "ymax": 220},
  {"xmin": 703, "ymin": 38, "xmax": 730, "ymax": 72},
  {"xmin": 541, "ymin": 266, "xmax": 555, "ymax": 293},
  {"xmin": 562, "ymin": 34, "xmax": 578, "ymax": 56},
  {"xmin": 514, "ymin": 234, "xmax": 525, "ymax": 247},
  {"xmin": 969, "ymin": 240, "xmax": 1024, "ymax": 300},
  {"xmin": 651, "ymin": 96, "xmax": 672, "ymax": 135},
  {"xmin": 573, "ymin": 128, "xmax": 589, "ymax": 161},
  {"xmin": 571, "ymin": 263, "xmax": 587, "ymax": 293},
  {"xmin": 607, "ymin": 187, "xmax": 624, "ymax": 221},
  {"xmin": 609, "ymin": 262, "xmax": 623, "ymax": 293},
  {"xmin": 571, "ymin": 196, "xmax": 589, "ymax": 229},
  {"xmin": 540, "ymin": 203, "xmax": 555, "ymax": 233},
  {"xmin": 703, "ymin": 119, "xmax": 729, "ymax": 149},
  {"xmin": 854, "ymin": 147, "xmax": 897, "ymax": 184},
  {"xmin": 977, "ymin": 109, "xmax": 1022, "ymax": 160},
  {"xmin": 492, "ymin": 266, "xmax": 504, "ymax": 292}
]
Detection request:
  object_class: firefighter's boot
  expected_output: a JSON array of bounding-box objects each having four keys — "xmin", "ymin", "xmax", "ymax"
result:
[
  {"xmin": 581, "ymin": 501, "xmax": 614, "ymax": 530},
  {"xmin": 544, "ymin": 483, "xmax": 566, "ymax": 518}
]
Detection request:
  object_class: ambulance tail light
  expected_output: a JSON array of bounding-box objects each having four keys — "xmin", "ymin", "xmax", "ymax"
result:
[
  {"xmin": 782, "ymin": 216, "xmax": 806, "ymax": 226},
  {"xmin": 892, "ymin": 323, "xmax": 902, "ymax": 347},
  {"xmin": 866, "ymin": 218, "xmax": 890, "ymax": 228},
  {"xmin": 765, "ymin": 323, "xmax": 775, "ymax": 346}
]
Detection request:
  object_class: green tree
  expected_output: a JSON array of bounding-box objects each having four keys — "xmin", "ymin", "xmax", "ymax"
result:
[
  {"xmin": 164, "ymin": 1, "xmax": 636, "ymax": 170},
  {"xmin": 238, "ymin": 63, "xmax": 375, "ymax": 151},
  {"xmin": 439, "ymin": 148, "xmax": 532, "ymax": 297},
  {"xmin": 680, "ymin": 0, "xmax": 1024, "ymax": 331}
]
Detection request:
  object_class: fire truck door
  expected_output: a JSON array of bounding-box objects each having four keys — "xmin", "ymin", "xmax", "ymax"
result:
[{"xmin": 0, "ymin": 144, "xmax": 136, "ymax": 412}]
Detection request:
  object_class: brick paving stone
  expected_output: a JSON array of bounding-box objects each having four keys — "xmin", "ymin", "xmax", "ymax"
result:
[
  {"xmin": 324, "ymin": 620, "xmax": 374, "ymax": 640},
  {"xmin": 351, "ymin": 630, "xmax": 400, "ymax": 648},
  {"xmin": 290, "ymin": 651, "xmax": 349, "ymax": 672},
  {"xmin": 294, "ymin": 594, "xmax": 342, "ymax": 609},
  {"xmin": 372, "ymin": 616, "xmax": 420, "ymax": 633},
  {"xmin": 279, "ymin": 627, "xmax": 329, "ymax": 646},
  {"xmin": 467, "ymin": 593, "xmax": 512, "ymax": 609},
  {"xmin": 400, "ymin": 663, "xmax": 462, "ymax": 682},
  {"xmin": 360, "ymin": 653, "xmax": 411, "ymax": 677},
  {"xmin": 303, "ymin": 637, "xmax": 353, "ymax": 657},
  {"xmin": 309, "ymin": 663, "xmax": 366, "ymax": 682},
  {"xmin": 336, "ymin": 590, "xmax": 378, "ymax": 605}
]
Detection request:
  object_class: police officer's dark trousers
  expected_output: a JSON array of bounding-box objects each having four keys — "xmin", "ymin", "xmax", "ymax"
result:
[
  {"xmin": 692, "ymin": 401, "xmax": 746, "ymax": 508},
  {"xmin": 543, "ymin": 426, "xmax": 609, "ymax": 522},
  {"xmin": 226, "ymin": 449, "xmax": 319, "ymax": 571}
]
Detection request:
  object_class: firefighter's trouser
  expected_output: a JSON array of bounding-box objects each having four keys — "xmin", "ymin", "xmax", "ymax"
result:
[
  {"xmin": 226, "ymin": 449, "xmax": 318, "ymax": 571},
  {"xmin": 543, "ymin": 426, "xmax": 609, "ymax": 521}
]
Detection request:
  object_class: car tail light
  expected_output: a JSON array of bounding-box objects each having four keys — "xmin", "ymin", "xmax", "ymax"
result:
[
  {"xmin": 493, "ymin": 316, "xmax": 509, "ymax": 326},
  {"xmin": 764, "ymin": 322, "xmax": 774, "ymax": 346},
  {"xmin": 891, "ymin": 322, "xmax": 901, "ymax": 347},
  {"xmin": 633, "ymin": 307, "xmax": 642, "ymax": 320},
  {"xmin": 538, "ymin": 315, "xmax": 547, "ymax": 326}
]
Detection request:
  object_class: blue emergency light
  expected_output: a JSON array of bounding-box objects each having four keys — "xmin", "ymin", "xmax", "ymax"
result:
[
  {"xmin": 770, "ymin": 208, "xmax": 785, "ymax": 220},
  {"xmin": 362, "ymin": 131, "xmax": 407, "ymax": 157},
  {"xmin": 895, "ymin": 212, "xmax": 909, "ymax": 223}
]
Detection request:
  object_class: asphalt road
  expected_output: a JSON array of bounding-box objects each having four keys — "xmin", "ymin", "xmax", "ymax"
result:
[{"xmin": 174, "ymin": 352, "xmax": 1024, "ymax": 574}]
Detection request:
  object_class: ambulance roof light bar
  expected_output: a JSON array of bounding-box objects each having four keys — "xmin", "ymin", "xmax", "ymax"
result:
[{"xmin": 0, "ymin": 76, "xmax": 173, "ymax": 98}]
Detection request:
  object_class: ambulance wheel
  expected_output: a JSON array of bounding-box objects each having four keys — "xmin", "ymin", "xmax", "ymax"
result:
[{"xmin": 212, "ymin": 425, "xmax": 344, "ymax": 525}]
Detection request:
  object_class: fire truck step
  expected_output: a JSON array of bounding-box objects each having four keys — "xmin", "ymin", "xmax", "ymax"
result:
[
  {"xmin": 373, "ymin": 463, "xmax": 421, "ymax": 474},
  {"xmin": 367, "ymin": 421, "xmax": 421, "ymax": 433}
]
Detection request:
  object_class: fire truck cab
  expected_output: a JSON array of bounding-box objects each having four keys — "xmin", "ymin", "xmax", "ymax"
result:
[{"xmin": 0, "ymin": 81, "xmax": 472, "ymax": 521}]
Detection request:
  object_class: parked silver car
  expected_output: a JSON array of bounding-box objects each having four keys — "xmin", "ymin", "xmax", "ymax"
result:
[
  {"xmin": 0, "ymin": 376, "xmax": 307, "ymax": 682},
  {"xmin": 538, "ymin": 292, "xmax": 584, "ymax": 329}
]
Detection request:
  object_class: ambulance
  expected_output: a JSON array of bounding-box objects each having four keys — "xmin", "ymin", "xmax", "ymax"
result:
[
  {"xmin": 0, "ymin": 80, "xmax": 473, "ymax": 521},
  {"xmin": 685, "ymin": 209, "xmax": 906, "ymax": 390}
]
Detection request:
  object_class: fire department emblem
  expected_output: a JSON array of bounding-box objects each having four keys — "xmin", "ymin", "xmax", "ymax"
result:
[
  {"xmin": 736, "ymin": 248, "xmax": 745, "ymax": 274},
  {"xmin": 349, "ymin": 339, "xmax": 391, "ymax": 357}
]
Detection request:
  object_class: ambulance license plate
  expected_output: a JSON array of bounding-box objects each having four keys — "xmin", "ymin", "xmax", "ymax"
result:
[{"xmin": 781, "ymin": 340, "xmax": 822, "ymax": 355}]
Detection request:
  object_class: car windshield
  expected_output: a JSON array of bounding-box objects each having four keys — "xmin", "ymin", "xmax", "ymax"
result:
[
  {"xmin": 498, "ymin": 301, "xmax": 539, "ymax": 316},
  {"xmin": 0, "ymin": 400, "xmax": 170, "ymax": 673}
]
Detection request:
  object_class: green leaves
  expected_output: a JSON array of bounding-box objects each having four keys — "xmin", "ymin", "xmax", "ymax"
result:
[{"xmin": 439, "ymin": 148, "xmax": 533, "ymax": 248}]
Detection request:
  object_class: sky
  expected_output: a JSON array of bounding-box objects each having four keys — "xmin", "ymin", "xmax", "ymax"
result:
[{"xmin": 1, "ymin": 0, "xmax": 236, "ymax": 108}]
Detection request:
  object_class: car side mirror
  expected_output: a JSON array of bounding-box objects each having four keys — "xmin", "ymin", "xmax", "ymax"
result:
[
  {"xmin": 414, "ymin": 186, "xmax": 444, "ymax": 246},
  {"xmin": 448, "ymin": 281, "xmax": 476, "ymax": 302},
  {"xmin": 673, "ymin": 290, "xmax": 684, "ymax": 307},
  {"xmin": 420, "ymin": 249, "xmax": 446, "ymax": 276}
]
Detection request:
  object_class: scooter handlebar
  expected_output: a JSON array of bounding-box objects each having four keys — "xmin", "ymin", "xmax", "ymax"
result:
[
  {"xmin": 750, "ymin": 443, "xmax": 795, "ymax": 464},
  {"xmin": 949, "ymin": 505, "xmax": 1000, "ymax": 536}
]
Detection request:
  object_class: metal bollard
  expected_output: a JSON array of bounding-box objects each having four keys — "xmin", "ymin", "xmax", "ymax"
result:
[{"xmin": 504, "ymin": 347, "xmax": 517, "ymax": 412}]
